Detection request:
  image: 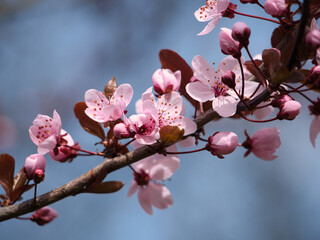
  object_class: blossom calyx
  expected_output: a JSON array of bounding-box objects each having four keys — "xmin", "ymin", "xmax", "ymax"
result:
[
  {"xmin": 206, "ymin": 131, "xmax": 238, "ymax": 158},
  {"xmin": 232, "ymin": 22, "xmax": 251, "ymax": 47}
]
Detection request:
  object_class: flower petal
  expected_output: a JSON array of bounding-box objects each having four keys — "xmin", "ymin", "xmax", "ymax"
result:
[
  {"xmin": 149, "ymin": 155, "xmax": 180, "ymax": 181},
  {"xmin": 148, "ymin": 182, "xmax": 173, "ymax": 210},
  {"xmin": 212, "ymin": 96, "xmax": 239, "ymax": 117},
  {"xmin": 138, "ymin": 187, "xmax": 153, "ymax": 215},
  {"xmin": 38, "ymin": 135, "xmax": 58, "ymax": 155},
  {"xmin": 310, "ymin": 116, "xmax": 320, "ymax": 147},
  {"xmin": 127, "ymin": 180, "xmax": 138, "ymax": 198},
  {"xmin": 186, "ymin": 81, "xmax": 214, "ymax": 102}
]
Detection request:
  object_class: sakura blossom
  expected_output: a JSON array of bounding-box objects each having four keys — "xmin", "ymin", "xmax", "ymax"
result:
[
  {"xmin": 242, "ymin": 127, "xmax": 281, "ymax": 161},
  {"xmin": 186, "ymin": 55, "xmax": 259, "ymax": 117},
  {"xmin": 194, "ymin": 0, "xmax": 230, "ymax": 35},
  {"xmin": 29, "ymin": 110, "xmax": 62, "ymax": 155},
  {"xmin": 30, "ymin": 207, "xmax": 58, "ymax": 226},
  {"xmin": 85, "ymin": 84, "xmax": 133, "ymax": 123},
  {"xmin": 277, "ymin": 100, "xmax": 301, "ymax": 120},
  {"xmin": 139, "ymin": 87, "xmax": 197, "ymax": 136},
  {"xmin": 152, "ymin": 68, "xmax": 181, "ymax": 95},
  {"xmin": 264, "ymin": 0, "xmax": 286, "ymax": 17},
  {"xmin": 219, "ymin": 28, "xmax": 242, "ymax": 58},
  {"xmin": 128, "ymin": 145, "xmax": 179, "ymax": 215}
]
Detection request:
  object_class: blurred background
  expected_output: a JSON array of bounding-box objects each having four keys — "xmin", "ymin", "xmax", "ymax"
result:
[{"xmin": 1, "ymin": 0, "xmax": 320, "ymax": 239}]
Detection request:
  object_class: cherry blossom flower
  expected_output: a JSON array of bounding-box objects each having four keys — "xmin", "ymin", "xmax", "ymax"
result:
[
  {"xmin": 186, "ymin": 55, "xmax": 259, "ymax": 117},
  {"xmin": 278, "ymin": 100, "xmax": 301, "ymax": 120},
  {"xmin": 85, "ymin": 84, "xmax": 133, "ymax": 123},
  {"xmin": 30, "ymin": 207, "xmax": 58, "ymax": 226},
  {"xmin": 232, "ymin": 22, "xmax": 251, "ymax": 48},
  {"xmin": 264, "ymin": 0, "xmax": 286, "ymax": 17},
  {"xmin": 128, "ymin": 145, "xmax": 179, "ymax": 215},
  {"xmin": 194, "ymin": 0, "xmax": 230, "ymax": 35},
  {"xmin": 49, "ymin": 130, "xmax": 80, "ymax": 163},
  {"xmin": 206, "ymin": 131, "xmax": 238, "ymax": 158},
  {"xmin": 152, "ymin": 69, "xmax": 181, "ymax": 95},
  {"xmin": 139, "ymin": 88, "xmax": 197, "ymax": 136},
  {"xmin": 219, "ymin": 28, "xmax": 242, "ymax": 58},
  {"xmin": 24, "ymin": 154, "xmax": 46, "ymax": 183},
  {"xmin": 29, "ymin": 110, "xmax": 62, "ymax": 155},
  {"xmin": 242, "ymin": 127, "xmax": 281, "ymax": 161}
]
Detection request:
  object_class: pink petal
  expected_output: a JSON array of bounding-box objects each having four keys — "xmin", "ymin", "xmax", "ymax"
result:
[
  {"xmin": 149, "ymin": 155, "xmax": 180, "ymax": 181},
  {"xmin": 52, "ymin": 110, "xmax": 62, "ymax": 136},
  {"xmin": 143, "ymin": 99, "xmax": 158, "ymax": 118},
  {"xmin": 217, "ymin": 0, "xmax": 230, "ymax": 12},
  {"xmin": 253, "ymin": 104, "xmax": 274, "ymax": 120},
  {"xmin": 192, "ymin": 55, "xmax": 217, "ymax": 83},
  {"xmin": 212, "ymin": 96, "xmax": 239, "ymax": 117},
  {"xmin": 38, "ymin": 135, "xmax": 58, "ymax": 155},
  {"xmin": 148, "ymin": 182, "xmax": 173, "ymax": 209},
  {"xmin": 138, "ymin": 187, "xmax": 153, "ymax": 215},
  {"xmin": 85, "ymin": 89, "xmax": 108, "ymax": 108},
  {"xmin": 127, "ymin": 180, "xmax": 138, "ymax": 198},
  {"xmin": 135, "ymin": 134, "xmax": 157, "ymax": 145},
  {"xmin": 114, "ymin": 84, "xmax": 134, "ymax": 106},
  {"xmin": 197, "ymin": 16, "xmax": 222, "ymax": 35},
  {"xmin": 173, "ymin": 116, "xmax": 197, "ymax": 135},
  {"xmin": 186, "ymin": 81, "xmax": 214, "ymax": 102},
  {"xmin": 178, "ymin": 136, "xmax": 195, "ymax": 148},
  {"xmin": 194, "ymin": 5, "xmax": 219, "ymax": 22},
  {"xmin": 135, "ymin": 99, "xmax": 143, "ymax": 114},
  {"xmin": 310, "ymin": 116, "xmax": 320, "ymax": 147},
  {"xmin": 253, "ymin": 149, "xmax": 278, "ymax": 161}
]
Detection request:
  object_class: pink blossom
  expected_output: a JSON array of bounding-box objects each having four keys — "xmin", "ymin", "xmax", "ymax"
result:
[
  {"xmin": 152, "ymin": 69, "xmax": 181, "ymax": 95},
  {"xmin": 124, "ymin": 112, "xmax": 158, "ymax": 145},
  {"xmin": 140, "ymin": 88, "xmax": 197, "ymax": 136},
  {"xmin": 128, "ymin": 145, "xmax": 179, "ymax": 215},
  {"xmin": 30, "ymin": 207, "xmax": 58, "ymax": 226},
  {"xmin": 113, "ymin": 122, "xmax": 132, "ymax": 139},
  {"xmin": 194, "ymin": 0, "xmax": 230, "ymax": 35},
  {"xmin": 219, "ymin": 28, "xmax": 242, "ymax": 58},
  {"xmin": 264, "ymin": 0, "xmax": 286, "ymax": 17},
  {"xmin": 49, "ymin": 130, "xmax": 80, "ymax": 163},
  {"xmin": 306, "ymin": 66, "xmax": 320, "ymax": 89},
  {"xmin": 278, "ymin": 100, "xmax": 301, "ymax": 120},
  {"xmin": 243, "ymin": 128, "xmax": 281, "ymax": 161},
  {"xmin": 186, "ymin": 55, "xmax": 259, "ymax": 117},
  {"xmin": 306, "ymin": 19, "xmax": 320, "ymax": 50},
  {"xmin": 29, "ymin": 110, "xmax": 62, "ymax": 155},
  {"xmin": 310, "ymin": 116, "xmax": 320, "ymax": 147},
  {"xmin": 232, "ymin": 22, "xmax": 251, "ymax": 47},
  {"xmin": 24, "ymin": 154, "xmax": 46, "ymax": 183},
  {"xmin": 206, "ymin": 131, "xmax": 238, "ymax": 157},
  {"xmin": 85, "ymin": 84, "xmax": 133, "ymax": 123}
]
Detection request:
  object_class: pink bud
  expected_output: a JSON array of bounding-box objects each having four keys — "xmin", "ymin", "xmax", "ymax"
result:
[
  {"xmin": 206, "ymin": 132, "xmax": 238, "ymax": 157},
  {"xmin": 152, "ymin": 69, "xmax": 181, "ymax": 95},
  {"xmin": 264, "ymin": 0, "xmax": 286, "ymax": 17},
  {"xmin": 243, "ymin": 128, "xmax": 281, "ymax": 161},
  {"xmin": 30, "ymin": 207, "xmax": 58, "ymax": 226},
  {"xmin": 221, "ymin": 70, "xmax": 236, "ymax": 89},
  {"xmin": 232, "ymin": 22, "xmax": 251, "ymax": 47},
  {"xmin": 219, "ymin": 28, "xmax": 242, "ymax": 59},
  {"xmin": 306, "ymin": 29, "xmax": 320, "ymax": 50},
  {"xmin": 24, "ymin": 154, "xmax": 46, "ymax": 181},
  {"xmin": 278, "ymin": 100, "xmax": 301, "ymax": 120},
  {"xmin": 113, "ymin": 122, "xmax": 132, "ymax": 139},
  {"xmin": 307, "ymin": 66, "xmax": 320, "ymax": 89},
  {"xmin": 271, "ymin": 95, "xmax": 292, "ymax": 108}
]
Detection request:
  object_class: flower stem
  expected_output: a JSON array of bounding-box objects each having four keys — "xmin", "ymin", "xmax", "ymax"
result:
[
  {"xmin": 166, "ymin": 147, "xmax": 206, "ymax": 155},
  {"xmin": 232, "ymin": 10, "xmax": 280, "ymax": 24},
  {"xmin": 239, "ymin": 112, "xmax": 278, "ymax": 123}
]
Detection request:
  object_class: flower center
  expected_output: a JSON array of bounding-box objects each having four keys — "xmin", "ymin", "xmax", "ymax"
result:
[
  {"xmin": 212, "ymin": 81, "xmax": 229, "ymax": 97},
  {"xmin": 134, "ymin": 169, "xmax": 150, "ymax": 186}
]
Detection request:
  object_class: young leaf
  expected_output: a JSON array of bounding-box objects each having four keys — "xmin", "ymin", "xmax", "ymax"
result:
[
  {"xmin": 104, "ymin": 76, "xmax": 118, "ymax": 99},
  {"xmin": 0, "ymin": 154, "xmax": 15, "ymax": 199},
  {"xmin": 160, "ymin": 125, "xmax": 184, "ymax": 145},
  {"xmin": 74, "ymin": 101, "xmax": 106, "ymax": 140},
  {"xmin": 84, "ymin": 181, "xmax": 124, "ymax": 194},
  {"xmin": 11, "ymin": 168, "xmax": 33, "ymax": 203}
]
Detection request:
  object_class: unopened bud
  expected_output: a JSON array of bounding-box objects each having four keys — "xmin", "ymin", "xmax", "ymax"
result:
[
  {"xmin": 24, "ymin": 154, "xmax": 46, "ymax": 181},
  {"xmin": 152, "ymin": 69, "xmax": 181, "ymax": 95},
  {"xmin": 264, "ymin": 0, "xmax": 286, "ymax": 17},
  {"xmin": 113, "ymin": 123, "xmax": 132, "ymax": 139},
  {"xmin": 306, "ymin": 66, "xmax": 320, "ymax": 89},
  {"xmin": 232, "ymin": 22, "xmax": 251, "ymax": 47},
  {"xmin": 271, "ymin": 95, "xmax": 292, "ymax": 108},
  {"xmin": 206, "ymin": 132, "xmax": 238, "ymax": 158},
  {"xmin": 278, "ymin": 100, "xmax": 301, "ymax": 120},
  {"xmin": 30, "ymin": 207, "xmax": 58, "ymax": 226},
  {"xmin": 33, "ymin": 169, "xmax": 45, "ymax": 184},
  {"xmin": 219, "ymin": 28, "xmax": 242, "ymax": 59},
  {"xmin": 306, "ymin": 30, "xmax": 320, "ymax": 50},
  {"xmin": 221, "ymin": 70, "xmax": 236, "ymax": 89}
]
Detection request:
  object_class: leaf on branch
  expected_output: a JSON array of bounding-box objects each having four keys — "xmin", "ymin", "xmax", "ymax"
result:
[
  {"xmin": 243, "ymin": 60, "xmax": 266, "ymax": 85},
  {"xmin": 104, "ymin": 76, "xmax": 118, "ymax": 99},
  {"xmin": 11, "ymin": 168, "xmax": 33, "ymax": 203},
  {"xmin": 160, "ymin": 125, "xmax": 184, "ymax": 145},
  {"xmin": 74, "ymin": 101, "xmax": 106, "ymax": 140},
  {"xmin": 0, "ymin": 154, "xmax": 15, "ymax": 199},
  {"xmin": 84, "ymin": 181, "xmax": 124, "ymax": 194}
]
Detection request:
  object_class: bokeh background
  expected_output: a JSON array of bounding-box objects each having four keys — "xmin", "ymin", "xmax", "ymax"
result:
[{"xmin": 1, "ymin": 0, "xmax": 320, "ymax": 239}]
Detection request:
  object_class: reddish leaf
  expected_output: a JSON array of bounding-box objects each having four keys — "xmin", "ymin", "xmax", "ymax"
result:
[
  {"xmin": 104, "ymin": 76, "xmax": 118, "ymax": 99},
  {"xmin": 243, "ymin": 60, "xmax": 266, "ymax": 85},
  {"xmin": 160, "ymin": 125, "xmax": 184, "ymax": 145},
  {"xmin": 10, "ymin": 168, "xmax": 30, "ymax": 202},
  {"xmin": 85, "ymin": 181, "xmax": 124, "ymax": 194},
  {"xmin": 0, "ymin": 154, "xmax": 15, "ymax": 198},
  {"xmin": 74, "ymin": 102, "xmax": 106, "ymax": 140}
]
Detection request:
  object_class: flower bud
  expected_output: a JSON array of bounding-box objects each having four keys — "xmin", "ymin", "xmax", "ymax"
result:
[
  {"xmin": 306, "ymin": 29, "xmax": 320, "ymax": 50},
  {"xmin": 206, "ymin": 132, "xmax": 238, "ymax": 158},
  {"xmin": 232, "ymin": 22, "xmax": 251, "ymax": 47},
  {"xmin": 219, "ymin": 28, "xmax": 242, "ymax": 59},
  {"xmin": 152, "ymin": 69, "xmax": 181, "ymax": 95},
  {"xmin": 306, "ymin": 66, "xmax": 320, "ymax": 89},
  {"xmin": 278, "ymin": 100, "xmax": 301, "ymax": 120},
  {"xmin": 113, "ymin": 122, "xmax": 132, "ymax": 139},
  {"xmin": 30, "ymin": 207, "xmax": 58, "ymax": 226},
  {"xmin": 264, "ymin": 0, "xmax": 286, "ymax": 17},
  {"xmin": 24, "ymin": 154, "xmax": 46, "ymax": 181},
  {"xmin": 221, "ymin": 70, "xmax": 236, "ymax": 89},
  {"xmin": 271, "ymin": 95, "xmax": 292, "ymax": 108}
]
